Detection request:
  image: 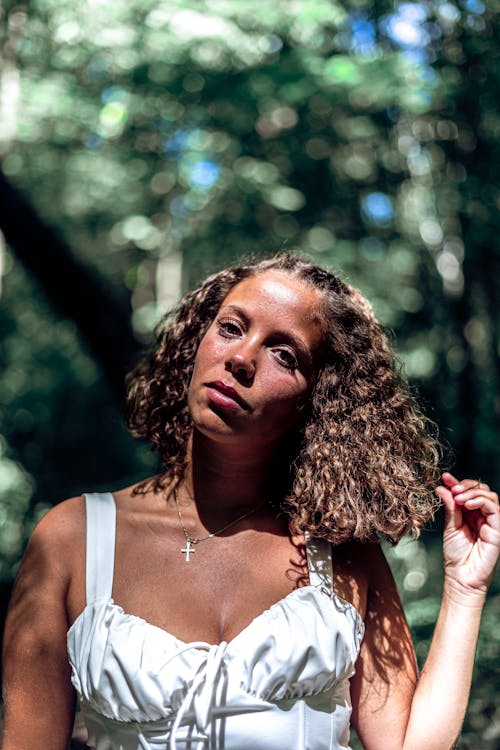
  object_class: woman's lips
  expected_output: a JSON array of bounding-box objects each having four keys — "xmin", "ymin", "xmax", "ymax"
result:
[{"xmin": 205, "ymin": 381, "xmax": 250, "ymax": 411}]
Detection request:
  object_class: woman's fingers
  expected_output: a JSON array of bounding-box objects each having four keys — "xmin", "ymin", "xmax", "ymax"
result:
[
  {"xmin": 437, "ymin": 475, "xmax": 499, "ymax": 532},
  {"xmin": 441, "ymin": 472, "xmax": 460, "ymax": 488},
  {"xmin": 451, "ymin": 479, "xmax": 491, "ymax": 494},
  {"xmin": 454, "ymin": 489, "xmax": 498, "ymax": 505},
  {"xmin": 441, "ymin": 473, "xmax": 492, "ymax": 493},
  {"xmin": 436, "ymin": 484, "xmax": 463, "ymax": 529},
  {"xmin": 452, "ymin": 485, "xmax": 498, "ymax": 524},
  {"xmin": 440, "ymin": 474, "xmax": 497, "ymax": 508},
  {"xmin": 462, "ymin": 497, "xmax": 500, "ymax": 529}
]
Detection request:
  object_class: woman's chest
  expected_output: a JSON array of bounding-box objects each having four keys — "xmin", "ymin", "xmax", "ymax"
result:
[
  {"xmin": 67, "ymin": 508, "xmax": 367, "ymax": 645},
  {"xmin": 109, "ymin": 526, "xmax": 311, "ymax": 645}
]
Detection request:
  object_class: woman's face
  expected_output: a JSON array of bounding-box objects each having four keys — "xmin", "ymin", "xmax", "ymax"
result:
[{"xmin": 188, "ymin": 271, "xmax": 325, "ymax": 450}]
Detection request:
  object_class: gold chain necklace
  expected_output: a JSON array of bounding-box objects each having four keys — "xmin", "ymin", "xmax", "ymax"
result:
[{"xmin": 174, "ymin": 486, "xmax": 264, "ymax": 562}]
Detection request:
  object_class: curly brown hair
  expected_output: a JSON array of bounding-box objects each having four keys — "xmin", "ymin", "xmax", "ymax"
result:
[{"xmin": 126, "ymin": 253, "xmax": 442, "ymax": 545}]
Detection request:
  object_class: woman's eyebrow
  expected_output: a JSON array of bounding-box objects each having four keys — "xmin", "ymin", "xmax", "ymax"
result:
[{"xmin": 218, "ymin": 304, "xmax": 249, "ymax": 323}]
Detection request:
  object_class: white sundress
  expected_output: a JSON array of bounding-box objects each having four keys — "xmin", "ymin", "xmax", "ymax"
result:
[{"xmin": 67, "ymin": 492, "xmax": 365, "ymax": 750}]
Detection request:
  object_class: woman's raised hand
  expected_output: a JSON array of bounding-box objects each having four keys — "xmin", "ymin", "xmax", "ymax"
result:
[{"xmin": 436, "ymin": 472, "xmax": 500, "ymax": 600}]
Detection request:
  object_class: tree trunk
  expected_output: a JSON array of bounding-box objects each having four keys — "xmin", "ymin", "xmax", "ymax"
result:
[{"xmin": 0, "ymin": 170, "xmax": 143, "ymax": 397}]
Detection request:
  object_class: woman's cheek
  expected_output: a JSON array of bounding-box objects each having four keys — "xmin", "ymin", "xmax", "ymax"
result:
[{"xmin": 204, "ymin": 333, "xmax": 231, "ymax": 360}]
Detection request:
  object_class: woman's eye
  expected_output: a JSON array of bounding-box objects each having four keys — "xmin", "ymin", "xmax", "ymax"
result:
[
  {"xmin": 274, "ymin": 348, "xmax": 298, "ymax": 371},
  {"xmin": 217, "ymin": 319, "xmax": 242, "ymax": 337}
]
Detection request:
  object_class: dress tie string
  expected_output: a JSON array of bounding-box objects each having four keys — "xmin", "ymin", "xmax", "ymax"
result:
[
  {"xmin": 166, "ymin": 640, "xmax": 230, "ymax": 750},
  {"xmin": 135, "ymin": 729, "xmax": 151, "ymax": 750}
]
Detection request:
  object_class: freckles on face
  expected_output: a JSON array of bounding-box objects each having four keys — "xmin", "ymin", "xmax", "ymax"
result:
[{"xmin": 188, "ymin": 271, "xmax": 325, "ymax": 444}]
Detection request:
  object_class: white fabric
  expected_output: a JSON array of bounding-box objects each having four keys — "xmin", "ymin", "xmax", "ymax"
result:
[{"xmin": 67, "ymin": 492, "xmax": 365, "ymax": 750}]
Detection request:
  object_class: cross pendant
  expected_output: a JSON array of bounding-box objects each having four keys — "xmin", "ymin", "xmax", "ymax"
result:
[{"xmin": 181, "ymin": 539, "xmax": 196, "ymax": 561}]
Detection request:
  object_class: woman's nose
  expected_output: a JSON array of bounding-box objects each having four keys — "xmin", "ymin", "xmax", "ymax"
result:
[{"xmin": 225, "ymin": 350, "xmax": 256, "ymax": 380}]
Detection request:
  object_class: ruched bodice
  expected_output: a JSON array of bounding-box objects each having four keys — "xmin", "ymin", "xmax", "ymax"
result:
[{"xmin": 67, "ymin": 493, "xmax": 365, "ymax": 750}]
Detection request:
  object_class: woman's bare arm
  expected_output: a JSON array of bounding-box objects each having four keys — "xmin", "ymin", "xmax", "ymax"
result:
[
  {"xmin": 350, "ymin": 544, "xmax": 418, "ymax": 749},
  {"xmin": 1, "ymin": 498, "xmax": 84, "ymax": 750},
  {"xmin": 351, "ymin": 475, "xmax": 500, "ymax": 750}
]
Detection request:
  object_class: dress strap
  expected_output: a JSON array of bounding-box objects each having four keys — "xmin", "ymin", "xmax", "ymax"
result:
[
  {"xmin": 84, "ymin": 492, "xmax": 116, "ymax": 604},
  {"xmin": 304, "ymin": 534, "xmax": 334, "ymax": 598}
]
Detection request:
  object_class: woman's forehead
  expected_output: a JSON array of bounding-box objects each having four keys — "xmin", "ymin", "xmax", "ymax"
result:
[
  {"xmin": 217, "ymin": 272, "xmax": 325, "ymax": 355},
  {"xmin": 221, "ymin": 271, "xmax": 323, "ymax": 317}
]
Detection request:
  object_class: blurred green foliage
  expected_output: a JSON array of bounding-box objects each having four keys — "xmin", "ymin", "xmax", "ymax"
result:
[
  {"xmin": 382, "ymin": 536, "xmax": 500, "ymax": 749},
  {"xmin": 0, "ymin": 0, "xmax": 498, "ymax": 745}
]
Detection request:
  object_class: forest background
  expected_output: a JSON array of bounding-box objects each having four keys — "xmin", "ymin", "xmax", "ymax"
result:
[{"xmin": 0, "ymin": 0, "xmax": 499, "ymax": 747}]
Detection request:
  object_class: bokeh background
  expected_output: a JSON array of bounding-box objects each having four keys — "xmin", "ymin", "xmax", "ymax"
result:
[{"xmin": 0, "ymin": 0, "xmax": 499, "ymax": 746}]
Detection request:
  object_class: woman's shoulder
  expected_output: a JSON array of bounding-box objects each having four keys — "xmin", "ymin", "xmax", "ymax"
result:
[
  {"xmin": 332, "ymin": 540, "xmax": 395, "ymax": 619},
  {"xmin": 110, "ymin": 479, "xmax": 173, "ymax": 524},
  {"xmin": 27, "ymin": 495, "xmax": 87, "ymax": 570},
  {"xmin": 8, "ymin": 496, "xmax": 88, "ymax": 613},
  {"xmin": 31, "ymin": 479, "xmax": 162, "ymax": 550},
  {"xmin": 333, "ymin": 538, "xmax": 384, "ymax": 571},
  {"xmin": 32, "ymin": 495, "xmax": 84, "ymax": 540},
  {"xmin": 334, "ymin": 538, "xmax": 394, "ymax": 573},
  {"xmin": 33, "ymin": 481, "xmax": 147, "ymax": 531}
]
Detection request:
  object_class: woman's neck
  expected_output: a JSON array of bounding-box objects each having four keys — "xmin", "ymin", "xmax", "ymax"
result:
[{"xmin": 181, "ymin": 429, "xmax": 280, "ymax": 520}]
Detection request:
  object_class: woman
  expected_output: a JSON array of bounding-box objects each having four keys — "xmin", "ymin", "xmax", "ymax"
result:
[{"xmin": 2, "ymin": 253, "xmax": 499, "ymax": 750}]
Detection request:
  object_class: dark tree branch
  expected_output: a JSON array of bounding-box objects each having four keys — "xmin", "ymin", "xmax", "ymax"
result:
[{"xmin": 0, "ymin": 169, "xmax": 143, "ymax": 397}]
